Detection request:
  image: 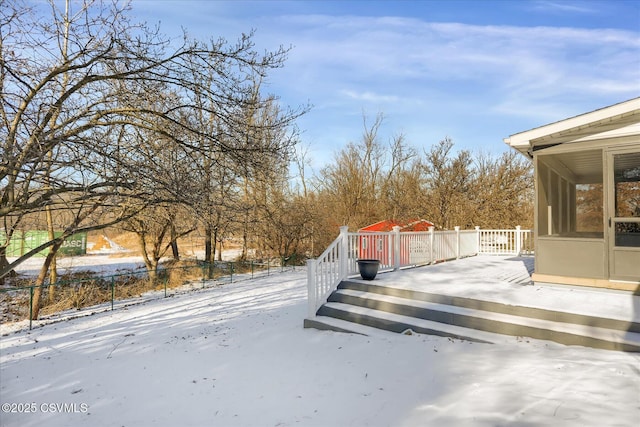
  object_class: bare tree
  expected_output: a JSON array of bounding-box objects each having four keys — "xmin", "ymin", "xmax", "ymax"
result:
[
  {"xmin": 421, "ymin": 138, "xmax": 474, "ymax": 229},
  {"xmin": 471, "ymin": 151, "xmax": 533, "ymax": 228},
  {"xmin": 210, "ymin": 85, "xmax": 302, "ymax": 265},
  {"xmin": 0, "ymin": 0, "xmax": 306, "ymax": 287},
  {"xmin": 0, "ymin": 0, "xmax": 309, "ymax": 323},
  {"xmin": 260, "ymin": 189, "xmax": 315, "ymax": 264},
  {"xmin": 121, "ymin": 203, "xmax": 195, "ymax": 280},
  {"xmin": 378, "ymin": 132, "xmax": 423, "ymax": 221},
  {"xmin": 317, "ymin": 113, "xmax": 386, "ymax": 229},
  {"xmin": 311, "ymin": 112, "xmax": 533, "ymax": 250}
]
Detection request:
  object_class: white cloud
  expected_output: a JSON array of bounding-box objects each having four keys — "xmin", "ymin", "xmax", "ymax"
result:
[
  {"xmin": 529, "ymin": 0, "xmax": 599, "ymax": 14},
  {"xmin": 340, "ymin": 89, "xmax": 401, "ymax": 103},
  {"xmin": 270, "ymin": 16, "xmax": 639, "ymax": 89},
  {"xmin": 130, "ymin": 4, "xmax": 640, "ymax": 157},
  {"xmin": 258, "ymin": 14, "xmax": 637, "ymax": 147}
]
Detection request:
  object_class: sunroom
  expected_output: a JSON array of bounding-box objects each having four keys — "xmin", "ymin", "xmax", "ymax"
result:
[{"xmin": 504, "ymin": 98, "xmax": 640, "ymax": 290}]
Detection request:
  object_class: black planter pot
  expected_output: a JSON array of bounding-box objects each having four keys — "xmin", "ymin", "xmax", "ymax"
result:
[{"xmin": 357, "ymin": 259, "xmax": 380, "ymax": 280}]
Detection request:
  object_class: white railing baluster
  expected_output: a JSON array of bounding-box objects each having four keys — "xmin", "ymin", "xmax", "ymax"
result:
[
  {"xmin": 392, "ymin": 226, "xmax": 401, "ymax": 270},
  {"xmin": 306, "ymin": 258, "xmax": 316, "ymax": 318}
]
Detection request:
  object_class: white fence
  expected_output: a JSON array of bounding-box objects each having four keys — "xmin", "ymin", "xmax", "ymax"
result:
[
  {"xmin": 306, "ymin": 226, "xmax": 532, "ymax": 317},
  {"xmin": 478, "ymin": 227, "xmax": 533, "ymax": 256}
]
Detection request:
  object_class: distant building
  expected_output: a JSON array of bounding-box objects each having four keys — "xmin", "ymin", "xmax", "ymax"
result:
[
  {"xmin": 1, "ymin": 231, "xmax": 87, "ymax": 257},
  {"xmin": 357, "ymin": 219, "xmax": 435, "ymax": 265},
  {"xmin": 358, "ymin": 219, "xmax": 435, "ymax": 233}
]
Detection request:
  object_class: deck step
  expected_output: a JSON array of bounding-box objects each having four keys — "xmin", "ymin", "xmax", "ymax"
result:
[
  {"xmin": 338, "ymin": 280, "xmax": 640, "ymax": 333},
  {"xmin": 305, "ymin": 282, "xmax": 640, "ymax": 352},
  {"xmin": 303, "ymin": 316, "xmax": 398, "ymax": 337},
  {"xmin": 315, "ymin": 302, "xmax": 522, "ymax": 345}
]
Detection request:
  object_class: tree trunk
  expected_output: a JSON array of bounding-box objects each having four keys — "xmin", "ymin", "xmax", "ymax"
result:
[
  {"xmin": 0, "ymin": 248, "xmax": 12, "ymax": 286},
  {"xmin": 135, "ymin": 231, "xmax": 158, "ymax": 282},
  {"xmin": 204, "ymin": 226, "xmax": 214, "ymax": 279},
  {"xmin": 30, "ymin": 240, "xmax": 63, "ymax": 320},
  {"xmin": 46, "ymin": 205, "xmax": 58, "ymax": 304},
  {"xmin": 212, "ymin": 228, "xmax": 220, "ymax": 265},
  {"xmin": 170, "ymin": 240, "xmax": 179, "ymax": 260},
  {"xmin": 241, "ymin": 223, "xmax": 248, "ymax": 261},
  {"xmin": 211, "ymin": 229, "xmax": 219, "ymax": 275},
  {"xmin": 170, "ymin": 224, "xmax": 180, "ymax": 261},
  {"xmin": 241, "ymin": 179, "xmax": 249, "ymax": 261},
  {"xmin": 147, "ymin": 260, "xmax": 158, "ymax": 282}
]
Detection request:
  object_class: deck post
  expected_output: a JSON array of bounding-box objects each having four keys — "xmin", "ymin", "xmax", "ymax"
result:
[
  {"xmin": 339, "ymin": 225, "xmax": 349, "ymax": 279},
  {"xmin": 306, "ymin": 258, "xmax": 317, "ymax": 318},
  {"xmin": 515, "ymin": 225, "xmax": 522, "ymax": 256},
  {"xmin": 455, "ymin": 226, "xmax": 461, "ymax": 259},
  {"xmin": 475, "ymin": 226, "xmax": 481, "ymax": 254},
  {"xmin": 392, "ymin": 226, "xmax": 401, "ymax": 270},
  {"xmin": 428, "ymin": 226, "xmax": 435, "ymax": 264}
]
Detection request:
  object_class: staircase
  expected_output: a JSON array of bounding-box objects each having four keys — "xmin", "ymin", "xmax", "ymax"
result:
[{"xmin": 304, "ymin": 279, "xmax": 640, "ymax": 352}]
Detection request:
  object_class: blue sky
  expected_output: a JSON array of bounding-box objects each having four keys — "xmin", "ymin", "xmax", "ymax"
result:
[{"xmin": 129, "ymin": 0, "xmax": 640, "ymax": 169}]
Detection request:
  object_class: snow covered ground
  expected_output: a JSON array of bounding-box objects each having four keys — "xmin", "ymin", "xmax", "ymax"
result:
[
  {"xmin": 1, "ymin": 260, "xmax": 639, "ymax": 427},
  {"xmin": 6, "ymin": 253, "xmax": 149, "ymax": 277}
]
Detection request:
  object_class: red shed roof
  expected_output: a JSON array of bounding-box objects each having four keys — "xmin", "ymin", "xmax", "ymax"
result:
[{"xmin": 358, "ymin": 219, "xmax": 434, "ymax": 232}]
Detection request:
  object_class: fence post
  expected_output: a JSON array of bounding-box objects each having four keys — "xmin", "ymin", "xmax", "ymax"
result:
[
  {"xmin": 338, "ymin": 225, "xmax": 349, "ymax": 280},
  {"xmin": 515, "ymin": 225, "xmax": 522, "ymax": 256},
  {"xmin": 29, "ymin": 285, "xmax": 34, "ymax": 330},
  {"xmin": 475, "ymin": 226, "xmax": 481, "ymax": 254},
  {"xmin": 429, "ymin": 226, "xmax": 435, "ymax": 264},
  {"xmin": 164, "ymin": 274, "xmax": 167, "ymax": 297},
  {"xmin": 306, "ymin": 258, "xmax": 317, "ymax": 318},
  {"xmin": 392, "ymin": 226, "xmax": 401, "ymax": 270},
  {"xmin": 455, "ymin": 226, "xmax": 461, "ymax": 259},
  {"xmin": 111, "ymin": 276, "xmax": 115, "ymax": 310}
]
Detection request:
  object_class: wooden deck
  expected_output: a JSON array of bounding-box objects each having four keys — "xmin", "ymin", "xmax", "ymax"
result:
[{"xmin": 305, "ymin": 256, "xmax": 640, "ymax": 351}]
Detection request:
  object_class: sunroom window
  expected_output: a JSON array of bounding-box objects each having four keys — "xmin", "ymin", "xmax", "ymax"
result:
[
  {"xmin": 537, "ymin": 149, "xmax": 603, "ymax": 238},
  {"xmin": 613, "ymin": 152, "xmax": 640, "ymax": 247}
]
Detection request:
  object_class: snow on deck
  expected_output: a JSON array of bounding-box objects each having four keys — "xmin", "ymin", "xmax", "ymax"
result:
[{"xmin": 362, "ymin": 256, "xmax": 639, "ymax": 322}]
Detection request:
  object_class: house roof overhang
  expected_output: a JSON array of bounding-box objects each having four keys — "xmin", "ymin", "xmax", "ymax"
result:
[{"xmin": 503, "ymin": 97, "xmax": 640, "ymax": 158}]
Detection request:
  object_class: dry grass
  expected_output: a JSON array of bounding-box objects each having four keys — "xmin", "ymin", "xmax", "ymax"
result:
[
  {"xmin": 1, "ymin": 261, "xmax": 206, "ymax": 321},
  {"xmin": 0, "ymin": 290, "xmax": 30, "ymax": 322},
  {"xmin": 41, "ymin": 263, "xmax": 204, "ymax": 315},
  {"xmin": 2, "ymin": 230, "xmax": 287, "ymax": 323}
]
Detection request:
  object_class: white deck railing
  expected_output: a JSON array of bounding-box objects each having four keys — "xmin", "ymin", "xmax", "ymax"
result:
[
  {"xmin": 478, "ymin": 227, "xmax": 533, "ymax": 256},
  {"xmin": 306, "ymin": 226, "xmax": 532, "ymax": 317}
]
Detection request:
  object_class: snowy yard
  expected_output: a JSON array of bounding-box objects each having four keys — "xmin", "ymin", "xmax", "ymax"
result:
[{"xmin": 1, "ymin": 264, "xmax": 639, "ymax": 427}]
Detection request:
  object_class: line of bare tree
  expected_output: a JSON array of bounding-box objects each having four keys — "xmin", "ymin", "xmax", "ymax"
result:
[
  {"xmin": 310, "ymin": 113, "xmax": 534, "ymax": 250},
  {"xmin": 1, "ymin": 1, "xmax": 534, "ymax": 320},
  {"xmin": 0, "ymin": 0, "xmax": 307, "ymax": 318}
]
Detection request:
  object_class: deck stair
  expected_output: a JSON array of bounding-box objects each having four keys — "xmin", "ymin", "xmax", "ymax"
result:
[{"xmin": 304, "ymin": 279, "xmax": 640, "ymax": 352}]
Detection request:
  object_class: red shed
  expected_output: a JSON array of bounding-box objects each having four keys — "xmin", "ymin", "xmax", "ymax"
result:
[{"xmin": 357, "ymin": 219, "xmax": 435, "ymax": 265}]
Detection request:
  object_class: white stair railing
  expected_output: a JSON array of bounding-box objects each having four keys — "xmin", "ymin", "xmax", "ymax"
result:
[{"xmin": 306, "ymin": 226, "xmax": 348, "ymax": 318}]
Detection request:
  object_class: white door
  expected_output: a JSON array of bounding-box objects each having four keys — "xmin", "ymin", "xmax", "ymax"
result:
[{"xmin": 607, "ymin": 147, "xmax": 640, "ymax": 281}]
